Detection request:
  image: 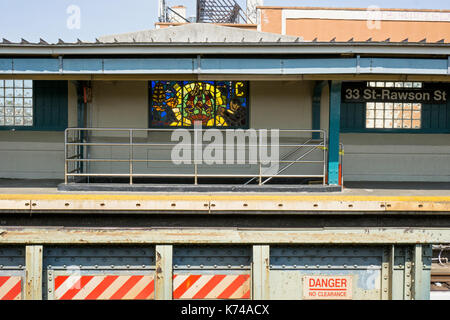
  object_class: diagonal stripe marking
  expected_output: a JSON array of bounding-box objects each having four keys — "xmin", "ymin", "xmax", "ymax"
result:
[
  {"xmin": 217, "ymin": 275, "xmax": 249, "ymax": 299},
  {"xmin": 121, "ymin": 276, "xmax": 152, "ymax": 300},
  {"xmin": 204, "ymin": 275, "xmax": 237, "ymax": 299},
  {"xmin": 134, "ymin": 279, "xmax": 155, "ymax": 300},
  {"xmin": 85, "ymin": 275, "xmax": 118, "ymax": 300},
  {"xmin": 2, "ymin": 280, "xmax": 21, "ymax": 300},
  {"xmin": 97, "ymin": 276, "xmax": 129, "ymax": 300},
  {"xmin": 59, "ymin": 276, "xmax": 94, "ymax": 300},
  {"xmin": 110, "ymin": 276, "xmax": 143, "ymax": 300},
  {"xmin": 54, "ymin": 276, "xmax": 69, "ymax": 291},
  {"xmin": 0, "ymin": 276, "xmax": 10, "ymax": 288},
  {"xmin": 192, "ymin": 275, "xmax": 226, "ymax": 299},
  {"xmin": 72, "ymin": 276, "xmax": 105, "ymax": 300},
  {"xmin": 173, "ymin": 275, "xmax": 202, "ymax": 299},
  {"xmin": 180, "ymin": 275, "xmax": 213, "ymax": 299}
]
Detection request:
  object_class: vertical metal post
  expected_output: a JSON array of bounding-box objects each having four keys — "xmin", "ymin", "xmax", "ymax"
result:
[
  {"xmin": 252, "ymin": 245, "xmax": 270, "ymax": 300},
  {"xmin": 413, "ymin": 244, "xmax": 431, "ymax": 300},
  {"xmin": 258, "ymin": 163, "xmax": 262, "ymax": 185},
  {"xmin": 323, "ymin": 132, "xmax": 327, "ymax": 185},
  {"xmin": 404, "ymin": 247, "xmax": 413, "ymax": 300},
  {"xmin": 155, "ymin": 245, "xmax": 173, "ymax": 300},
  {"xmin": 64, "ymin": 130, "xmax": 68, "ymax": 184},
  {"xmin": 25, "ymin": 245, "xmax": 43, "ymax": 300},
  {"xmin": 328, "ymin": 80, "xmax": 342, "ymax": 185},
  {"xmin": 194, "ymin": 163, "xmax": 198, "ymax": 185},
  {"xmin": 129, "ymin": 129, "xmax": 133, "ymax": 185}
]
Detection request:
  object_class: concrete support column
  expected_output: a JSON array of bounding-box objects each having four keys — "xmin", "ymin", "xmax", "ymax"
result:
[
  {"xmin": 252, "ymin": 245, "xmax": 270, "ymax": 300},
  {"xmin": 328, "ymin": 80, "xmax": 342, "ymax": 185},
  {"xmin": 25, "ymin": 245, "xmax": 43, "ymax": 300},
  {"xmin": 155, "ymin": 245, "xmax": 173, "ymax": 300}
]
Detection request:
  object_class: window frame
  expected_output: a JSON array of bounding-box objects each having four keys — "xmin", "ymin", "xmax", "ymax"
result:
[
  {"xmin": 0, "ymin": 80, "xmax": 68, "ymax": 132},
  {"xmin": 148, "ymin": 80, "xmax": 250, "ymax": 129}
]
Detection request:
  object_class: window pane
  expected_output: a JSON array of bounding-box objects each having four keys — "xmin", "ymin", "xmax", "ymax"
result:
[
  {"xmin": 412, "ymin": 120, "xmax": 421, "ymax": 129},
  {"xmin": 0, "ymin": 108, "xmax": 3, "ymax": 116},
  {"xmin": 384, "ymin": 119, "xmax": 393, "ymax": 128},
  {"xmin": 367, "ymin": 102, "xmax": 375, "ymax": 109},
  {"xmin": 366, "ymin": 110, "xmax": 375, "ymax": 118},
  {"xmin": 24, "ymin": 80, "xmax": 33, "ymax": 88},
  {"xmin": 395, "ymin": 82, "xmax": 403, "ymax": 88},
  {"xmin": 14, "ymin": 98, "xmax": 23, "ymax": 107},
  {"xmin": 394, "ymin": 103, "xmax": 403, "ymax": 109},
  {"xmin": 24, "ymin": 89, "xmax": 32, "ymax": 98},
  {"xmin": 404, "ymin": 82, "xmax": 413, "ymax": 88},
  {"xmin": 375, "ymin": 102, "xmax": 384, "ymax": 109},
  {"xmin": 5, "ymin": 88, "xmax": 13, "ymax": 97},
  {"xmin": 14, "ymin": 89, "xmax": 23, "ymax": 97},
  {"xmin": 0, "ymin": 99, "xmax": 3, "ymax": 106},
  {"xmin": 0, "ymin": 117, "xmax": 3, "ymax": 125},
  {"xmin": 412, "ymin": 111, "xmax": 421, "ymax": 119},
  {"xmin": 403, "ymin": 103, "xmax": 412, "ymax": 110},
  {"xmin": 413, "ymin": 82, "xmax": 422, "ymax": 88},
  {"xmin": 14, "ymin": 117, "xmax": 23, "ymax": 125},
  {"xmin": 385, "ymin": 103, "xmax": 393, "ymax": 110},
  {"xmin": 5, "ymin": 117, "xmax": 13, "ymax": 125},
  {"xmin": 14, "ymin": 80, "xmax": 23, "ymax": 87},
  {"xmin": 375, "ymin": 110, "xmax": 384, "ymax": 118},
  {"xmin": 24, "ymin": 108, "xmax": 32, "ymax": 116},
  {"xmin": 376, "ymin": 82, "xmax": 385, "ymax": 87},
  {"xmin": 402, "ymin": 120, "xmax": 411, "ymax": 128},
  {"xmin": 366, "ymin": 119, "xmax": 374, "ymax": 128},
  {"xmin": 5, "ymin": 107, "xmax": 13, "ymax": 116},
  {"xmin": 385, "ymin": 110, "xmax": 393, "ymax": 118},
  {"xmin": 5, "ymin": 98, "xmax": 13, "ymax": 106},
  {"xmin": 403, "ymin": 111, "xmax": 411, "ymax": 119},
  {"xmin": 24, "ymin": 98, "xmax": 32, "ymax": 107},
  {"xmin": 0, "ymin": 80, "xmax": 4, "ymax": 87},
  {"xmin": 0, "ymin": 88, "xmax": 4, "ymax": 97},
  {"xmin": 375, "ymin": 119, "xmax": 383, "ymax": 128},
  {"xmin": 4, "ymin": 80, "xmax": 13, "ymax": 87},
  {"xmin": 413, "ymin": 103, "xmax": 421, "ymax": 111},
  {"xmin": 385, "ymin": 82, "xmax": 394, "ymax": 87},
  {"xmin": 24, "ymin": 117, "xmax": 33, "ymax": 126},
  {"xmin": 14, "ymin": 108, "xmax": 23, "ymax": 116},
  {"xmin": 394, "ymin": 110, "xmax": 402, "ymax": 118}
]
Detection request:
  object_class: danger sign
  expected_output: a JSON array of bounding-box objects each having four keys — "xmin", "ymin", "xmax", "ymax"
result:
[{"xmin": 303, "ymin": 276, "xmax": 353, "ymax": 300}]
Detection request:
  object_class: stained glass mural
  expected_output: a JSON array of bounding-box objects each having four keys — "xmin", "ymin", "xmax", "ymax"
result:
[{"xmin": 150, "ymin": 81, "xmax": 249, "ymax": 128}]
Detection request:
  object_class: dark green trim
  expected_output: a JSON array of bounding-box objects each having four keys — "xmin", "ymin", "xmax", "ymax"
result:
[{"xmin": 328, "ymin": 80, "xmax": 342, "ymax": 186}]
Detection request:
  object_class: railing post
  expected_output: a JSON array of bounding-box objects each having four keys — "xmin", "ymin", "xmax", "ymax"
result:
[
  {"xmin": 259, "ymin": 162, "xmax": 262, "ymax": 185},
  {"xmin": 64, "ymin": 129, "xmax": 68, "ymax": 184},
  {"xmin": 129, "ymin": 129, "xmax": 133, "ymax": 185},
  {"xmin": 194, "ymin": 163, "xmax": 198, "ymax": 185}
]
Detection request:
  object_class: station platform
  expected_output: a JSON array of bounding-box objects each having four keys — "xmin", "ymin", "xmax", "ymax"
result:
[{"xmin": 0, "ymin": 179, "xmax": 450, "ymax": 213}]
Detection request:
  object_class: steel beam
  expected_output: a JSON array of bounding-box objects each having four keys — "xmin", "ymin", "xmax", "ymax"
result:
[
  {"xmin": 155, "ymin": 245, "xmax": 173, "ymax": 300},
  {"xmin": 252, "ymin": 245, "xmax": 270, "ymax": 300},
  {"xmin": 1, "ymin": 227, "xmax": 450, "ymax": 244},
  {"xmin": 0, "ymin": 57, "xmax": 449, "ymax": 76},
  {"xmin": 25, "ymin": 245, "xmax": 43, "ymax": 300}
]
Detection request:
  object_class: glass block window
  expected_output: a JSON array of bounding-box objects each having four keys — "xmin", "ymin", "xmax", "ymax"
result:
[
  {"xmin": 0, "ymin": 80, "xmax": 33, "ymax": 126},
  {"xmin": 365, "ymin": 82, "xmax": 422, "ymax": 129}
]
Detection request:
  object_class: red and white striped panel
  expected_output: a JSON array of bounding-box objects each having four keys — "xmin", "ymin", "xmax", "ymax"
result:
[
  {"xmin": 173, "ymin": 274, "xmax": 251, "ymax": 300},
  {"xmin": 54, "ymin": 275, "xmax": 154, "ymax": 300},
  {"xmin": 0, "ymin": 276, "xmax": 22, "ymax": 300}
]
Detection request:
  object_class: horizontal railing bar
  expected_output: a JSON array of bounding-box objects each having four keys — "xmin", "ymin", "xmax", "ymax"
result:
[
  {"xmin": 66, "ymin": 159, "xmax": 325, "ymax": 164},
  {"xmin": 67, "ymin": 173, "xmax": 325, "ymax": 178},
  {"xmin": 66, "ymin": 128, "xmax": 326, "ymax": 133},
  {"xmin": 66, "ymin": 142, "xmax": 325, "ymax": 148}
]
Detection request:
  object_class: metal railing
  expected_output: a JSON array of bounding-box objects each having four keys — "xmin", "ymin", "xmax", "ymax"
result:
[{"xmin": 64, "ymin": 128, "xmax": 328, "ymax": 185}]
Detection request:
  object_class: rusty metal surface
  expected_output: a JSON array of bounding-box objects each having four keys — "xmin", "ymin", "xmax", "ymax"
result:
[{"xmin": 0, "ymin": 227, "xmax": 449, "ymax": 244}]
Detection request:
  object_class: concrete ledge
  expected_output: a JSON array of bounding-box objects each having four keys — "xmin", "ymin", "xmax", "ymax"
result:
[{"xmin": 57, "ymin": 183, "xmax": 342, "ymax": 193}]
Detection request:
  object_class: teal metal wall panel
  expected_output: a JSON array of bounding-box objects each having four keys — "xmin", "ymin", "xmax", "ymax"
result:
[
  {"xmin": 103, "ymin": 58, "xmax": 195, "ymax": 74},
  {"xmin": 13, "ymin": 58, "xmax": 59, "ymax": 73},
  {"xmin": 360, "ymin": 58, "xmax": 448, "ymax": 75},
  {"xmin": 63, "ymin": 59, "xmax": 103, "ymax": 73},
  {"xmin": 0, "ymin": 57, "xmax": 447, "ymax": 75}
]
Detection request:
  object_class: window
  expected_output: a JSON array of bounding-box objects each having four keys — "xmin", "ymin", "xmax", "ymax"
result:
[
  {"xmin": 365, "ymin": 82, "xmax": 422, "ymax": 130},
  {"xmin": 150, "ymin": 81, "xmax": 249, "ymax": 128},
  {"xmin": 0, "ymin": 80, "xmax": 33, "ymax": 126}
]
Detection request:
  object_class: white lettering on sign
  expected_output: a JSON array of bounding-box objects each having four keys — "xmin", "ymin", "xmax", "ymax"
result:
[{"xmin": 303, "ymin": 276, "xmax": 353, "ymax": 300}]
